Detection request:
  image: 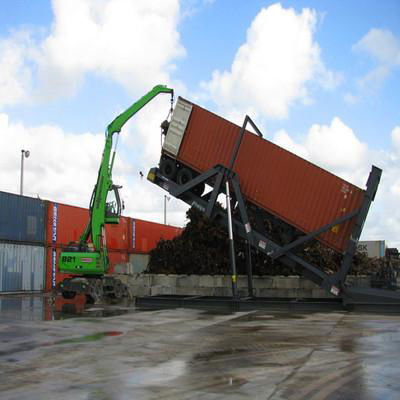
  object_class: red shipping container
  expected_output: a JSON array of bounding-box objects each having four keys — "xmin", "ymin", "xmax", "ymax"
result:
[
  {"xmin": 45, "ymin": 247, "xmax": 72, "ymax": 291},
  {"xmin": 46, "ymin": 202, "xmax": 130, "ymax": 251},
  {"xmin": 162, "ymin": 97, "xmax": 366, "ymax": 253},
  {"xmin": 107, "ymin": 250, "xmax": 129, "ymax": 274},
  {"xmin": 131, "ymin": 218, "xmax": 183, "ymax": 253}
]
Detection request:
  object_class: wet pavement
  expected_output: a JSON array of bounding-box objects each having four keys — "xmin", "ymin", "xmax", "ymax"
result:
[{"xmin": 0, "ymin": 294, "xmax": 399, "ymax": 399}]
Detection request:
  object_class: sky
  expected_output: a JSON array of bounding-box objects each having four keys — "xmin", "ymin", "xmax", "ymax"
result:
[{"xmin": 0, "ymin": 0, "xmax": 399, "ymax": 246}]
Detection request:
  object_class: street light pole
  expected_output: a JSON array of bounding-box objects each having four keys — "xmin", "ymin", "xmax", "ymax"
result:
[
  {"xmin": 20, "ymin": 149, "xmax": 30, "ymax": 195},
  {"xmin": 164, "ymin": 195, "xmax": 170, "ymax": 225}
]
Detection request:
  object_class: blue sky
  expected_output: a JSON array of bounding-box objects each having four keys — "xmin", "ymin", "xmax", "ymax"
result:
[
  {"xmin": 1, "ymin": 0, "xmax": 399, "ymax": 144},
  {"xmin": 0, "ymin": 0, "xmax": 399, "ymax": 245}
]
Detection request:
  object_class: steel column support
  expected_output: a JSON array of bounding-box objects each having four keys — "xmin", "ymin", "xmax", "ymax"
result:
[
  {"xmin": 226, "ymin": 180, "xmax": 238, "ymax": 298},
  {"xmin": 229, "ymin": 115, "xmax": 263, "ymax": 170},
  {"xmin": 230, "ymin": 176, "xmax": 255, "ymax": 297},
  {"xmin": 332, "ymin": 165, "xmax": 382, "ymax": 291},
  {"xmin": 149, "ymin": 163, "xmax": 382, "ymax": 301},
  {"xmin": 205, "ymin": 171, "xmax": 225, "ymax": 218}
]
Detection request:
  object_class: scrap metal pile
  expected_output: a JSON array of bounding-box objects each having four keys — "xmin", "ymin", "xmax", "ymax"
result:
[{"xmin": 147, "ymin": 207, "xmax": 383, "ymax": 276}]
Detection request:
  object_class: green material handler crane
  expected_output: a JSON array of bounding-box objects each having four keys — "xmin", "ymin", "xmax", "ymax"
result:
[{"xmin": 56, "ymin": 85, "xmax": 174, "ymax": 301}]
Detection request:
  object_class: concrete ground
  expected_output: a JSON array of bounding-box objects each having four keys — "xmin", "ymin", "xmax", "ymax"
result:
[{"xmin": 0, "ymin": 294, "xmax": 399, "ymax": 400}]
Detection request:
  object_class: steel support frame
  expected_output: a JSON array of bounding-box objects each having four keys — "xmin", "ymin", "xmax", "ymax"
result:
[
  {"xmin": 150, "ymin": 110, "xmax": 390, "ymax": 302},
  {"xmin": 149, "ymin": 162, "xmax": 381, "ymax": 299}
]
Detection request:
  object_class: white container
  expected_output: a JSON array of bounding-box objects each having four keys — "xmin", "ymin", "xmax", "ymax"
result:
[{"xmin": 357, "ymin": 240, "xmax": 385, "ymax": 258}]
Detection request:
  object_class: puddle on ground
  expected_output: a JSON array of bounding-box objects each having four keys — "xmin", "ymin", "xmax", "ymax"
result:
[
  {"xmin": 57, "ymin": 331, "xmax": 123, "ymax": 344},
  {"xmin": 0, "ymin": 331, "xmax": 124, "ymax": 359},
  {"xmin": 0, "ymin": 294, "xmax": 135, "ymax": 321}
]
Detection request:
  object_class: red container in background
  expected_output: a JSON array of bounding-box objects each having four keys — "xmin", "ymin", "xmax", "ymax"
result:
[
  {"xmin": 45, "ymin": 247, "xmax": 72, "ymax": 291},
  {"xmin": 163, "ymin": 97, "xmax": 366, "ymax": 253},
  {"xmin": 107, "ymin": 251, "xmax": 129, "ymax": 274},
  {"xmin": 131, "ymin": 219, "xmax": 183, "ymax": 253},
  {"xmin": 44, "ymin": 201, "xmax": 183, "ymax": 290},
  {"xmin": 46, "ymin": 202, "xmax": 130, "ymax": 250}
]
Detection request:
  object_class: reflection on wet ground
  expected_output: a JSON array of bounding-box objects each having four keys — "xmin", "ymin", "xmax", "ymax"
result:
[
  {"xmin": 0, "ymin": 294, "xmax": 400, "ymax": 399},
  {"xmin": 0, "ymin": 294, "xmax": 135, "ymax": 321}
]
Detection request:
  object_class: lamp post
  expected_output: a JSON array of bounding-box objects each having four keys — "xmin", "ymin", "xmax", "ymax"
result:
[
  {"xmin": 164, "ymin": 195, "xmax": 170, "ymax": 225},
  {"xmin": 20, "ymin": 149, "xmax": 30, "ymax": 195}
]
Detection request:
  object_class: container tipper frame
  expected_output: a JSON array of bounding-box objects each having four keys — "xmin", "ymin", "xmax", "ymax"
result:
[{"xmin": 147, "ymin": 115, "xmax": 400, "ymax": 310}]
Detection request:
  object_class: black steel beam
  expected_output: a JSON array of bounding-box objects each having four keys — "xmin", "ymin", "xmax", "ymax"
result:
[
  {"xmin": 228, "ymin": 115, "xmax": 263, "ymax": 170},
  {"xmin": 271, "ymin": 209, "xmax": 359, "ymax": 260},
  {"xmin": 332, "ymin": 166, "xmax": 382, "ymax": 291}
]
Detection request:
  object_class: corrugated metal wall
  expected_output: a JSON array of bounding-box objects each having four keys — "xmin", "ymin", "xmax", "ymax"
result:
[
  {"xmin": 0, "ymin": 191, "xmax": 46, "ymax": 243},
  {"xmin": 0, "ymin": 243, "xmax": 44, "ymax": 291}
]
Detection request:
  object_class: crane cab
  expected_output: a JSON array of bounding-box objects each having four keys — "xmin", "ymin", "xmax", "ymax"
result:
[{"xmin": 105, "ymin": 184, "xmax": 122, "ymax": 224}]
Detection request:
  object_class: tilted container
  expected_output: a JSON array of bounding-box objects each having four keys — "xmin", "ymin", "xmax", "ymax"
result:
[{"xmin": 162, "ymin": 97, "xmax": 366, "ymax": 253}]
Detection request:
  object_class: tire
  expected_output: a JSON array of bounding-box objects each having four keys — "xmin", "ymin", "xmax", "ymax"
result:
[
  {"xmin": 178, "ymin": 168, "xmax": 205, "ymax": 196},
  {"xmin": 160, "ymin": 158, "xmax": 177, "ymax": 180},
  {"xmin": 62, "ymin": 290, "xmax": 76, "ymax": 300},
  {"xmin": 177, "ymin": 168, "xmax": 193, "ymax": 186}
]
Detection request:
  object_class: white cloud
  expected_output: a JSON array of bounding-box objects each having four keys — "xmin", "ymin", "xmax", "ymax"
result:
[
  {"xmin": 0, "ymin": 113, "xmax": 108, "ymax": 205},
  {"xmin": 35, "ymin": 0, "xmax": 184, "ymax": 99},
  {"xmin": 0, "ymin": 0, "xmax": 185, "ymax": 106},
  {"xmin": 354, "ymin": 28, "xmax": 400, "ymax": 65},
  {"xmin": 391, "ymin": 126, "xmax": 400, "ymax": 154},
  {"xmin": 0, "ymin": 32, "xmax": 33, "ymax": 108},
  {"xmin": 203, "ymin": 3, "xmax": 340, "ymax": 120},
  {"xmin": 343, "ymin": 92, "xmax": 358, "ymax": 105},
  {"xmin": 353, "ymin": 28, "xmax": 400, "ymax": 89},
  {"xmin": 0, "ymin": 110, "xmax": 187, "ymax": 227},
  {"xmin": 273, "ymin": 117, "xmax": 368, "ymax": 184}
]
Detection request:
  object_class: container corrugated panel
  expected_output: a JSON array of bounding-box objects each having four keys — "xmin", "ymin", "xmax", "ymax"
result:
[
  {"xmin": 0, "ymin": 191, "xmax": 46, "ymax": 244},
  {"xmin": 131, "ymin": 219, "xmax": 183, "ymax": 253},
  {"xmin": 177, "ymin": 99, "xmax": 240, "ymax": 172},
  {"xmin": 0, "ymin": 243, "xmax": 44, "ymax": 292},
  {"xmin": 233, "ymin": 131, "xmax": 365, "ymax": 253},
  {"xmin": 46, "ymin": 202, "xmax": 130, "ymax": 250},
  {"xmin": 170, "ymin": 100, "xmax": 365, "ymax": 253},
  {"xmin": 107, "ymin": 251, "xmax": 129, "ymax": 274}
]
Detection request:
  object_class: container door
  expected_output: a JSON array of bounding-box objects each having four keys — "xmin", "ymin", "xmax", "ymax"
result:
[
  {"xmin": 0, "ymin": 243, "xmax": 45, "ymax": 292},
  {"xmin": 163, "ymin": 97, "xmax": 193, "ymax": 157}
]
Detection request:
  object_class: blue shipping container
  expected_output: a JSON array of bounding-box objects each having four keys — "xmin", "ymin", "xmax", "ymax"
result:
[{"xmin": 0, "ymin": 191, "xmax": 46, "ymax": 244}]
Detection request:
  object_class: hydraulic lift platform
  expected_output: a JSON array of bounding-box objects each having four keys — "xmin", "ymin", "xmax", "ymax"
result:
[{"xmin": 146, "ymin": 115, "xmax": 400, "ymax": 312}]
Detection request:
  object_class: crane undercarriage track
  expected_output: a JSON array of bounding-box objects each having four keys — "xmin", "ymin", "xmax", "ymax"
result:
[{"xmin": 54, "ymin": 276, "xmax": 129, "ymax": 303}]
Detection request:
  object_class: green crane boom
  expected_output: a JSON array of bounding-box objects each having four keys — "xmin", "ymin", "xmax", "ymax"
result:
[{"xmin": 59, "ymin": 85, "xmax": 174, "ymax": 276}]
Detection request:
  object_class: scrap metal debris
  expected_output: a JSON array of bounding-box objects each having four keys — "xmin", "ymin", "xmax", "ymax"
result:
[{"xmin": 147, "ymin": 207, "xmax": 391, "ymax": 277}]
